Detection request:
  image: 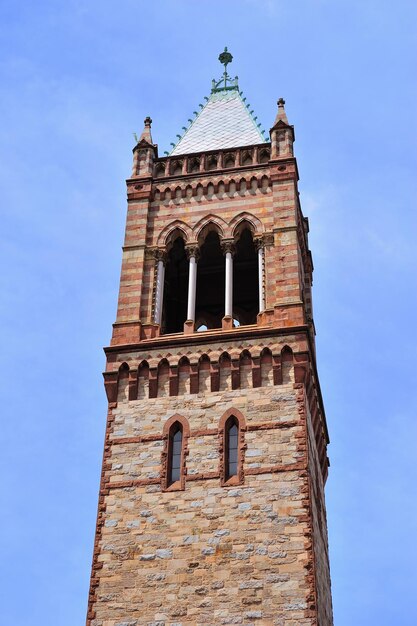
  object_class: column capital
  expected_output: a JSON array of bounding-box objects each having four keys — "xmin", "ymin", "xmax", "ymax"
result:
[
  {"xmin": 147, "ymin": 248, "xmax": 167, "ymax": 263},
  {"xmin": 185, "ymin": 245, "xmax": 200, "ymax": 261},
  {"xmin": 254, "ymin": 233, "xmax": 274, "ymax": 250},
  {"xmin": 221, "ymin": 239, "xmax": 236, "ymax": 256}
]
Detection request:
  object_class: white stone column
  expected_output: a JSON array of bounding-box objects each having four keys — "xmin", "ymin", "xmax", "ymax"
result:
[
  {"xmin": 222, "ymin": 241, "xmax": 235, "ymax": 318},
  {"xmin": 258, "ymin": 245, "xmax": 265, "ymax": 312},
  {"xmin": 225, "ymin": 251, "xmax": 233, "ymax": 317},
  {"xmin": 186, "ymin": 247, "xmax": 199, "ymax": 322},
  {"xmin": 154, "ymin": 252, "xmax": 166, "ymax": 325}
]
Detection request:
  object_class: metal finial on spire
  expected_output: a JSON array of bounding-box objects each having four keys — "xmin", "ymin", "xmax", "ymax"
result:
[
  {"xmin": 211, "ymin": 46, "xmax": 239, "ymax": 93},
  {"xmin": 219, "ymin": 46, "xmax": 233, "ymax": 74}
]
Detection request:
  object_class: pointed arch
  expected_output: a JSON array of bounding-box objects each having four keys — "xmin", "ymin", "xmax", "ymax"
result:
[
  {"xmin": 260, "ymin": 347, "xmax": 273, "ymax": 387},
  {"xmin": 224, "ymin": 152, "xmax": 236, "ymax": 168},
  {"xmin": 178, "ymin": 356, "xmax": 191, "ymax": 395},
  {"xmin": 137, "ymin": 360, "xmax": 149, "ymax": 400},
  {"xmin": 157, "ymin": 358, "xmax": 170, "ymax": 397},
  {"xmin": 219, "ymin": 352, "xmax": 232, "ymax": 392},
  {"xmin": 219, "ymin": 408, "xmax": 246, "ymax": 486},
  {"xmin": 198, "ymin": 354, "xmax": 211, "ymax": 394},
  {"xmin": 193, "ymin": 214, "xmax": 227, "ymax": 243},
  {"xmin": 157, "ymin": 219, "xmax": 193, "ymax": 248},
  {"xmin": 281, "ymin": 345, "xmax": 294, "ymax": 384},
  {"xmin": 117, "ymin": 362, "xmax": 129, "ymax": 403},
  {"xmin": 162, "ymin": 414, "xmax": 190, "ymax": 491},
  {"xmin": 170, "ymin": 159, "xmax": 183, "ymax": 175},
  {"xmin": 259, "ymin": 147, "xmax": 270, "ymax": 163},
  {"xmin": 227, "ymin": 212, "xmax": 264, "ymax": 239},
  {"xmin": 154, "ymin": 163, "xmax": 165, "ymax": 178},
  {"xmin": 188, "ymin": 156, "xmax": 200, "ymax": 173},
  {"xmin": 239, "ymin": 350, "xmax": 252, "ymax": 389}
]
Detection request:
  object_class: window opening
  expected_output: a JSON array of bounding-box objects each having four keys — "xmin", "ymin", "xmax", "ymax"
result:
[
  {"xmin": 195, "ymin": 231, "xmax": 224, "ymax": 329},
  {"xmin": 233, "ymin": 227, "xmax": 258, "ymax": 325},
  {"xmin": 162, "ymin": 236, "xmax": 188, "ymax": 333},
  {"xmin": 168, "ymin": 424, "xmax": 183, "ymax": 485},
  {"xmin": 226, "ymin": 418, "xmax": 239, "ymax": 479}
]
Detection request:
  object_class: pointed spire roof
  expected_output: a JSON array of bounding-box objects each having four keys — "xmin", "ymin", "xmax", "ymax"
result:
[
  {"xmin": 272, "ymin": 98, "xmax": 289, "ymax": 127},
  {"xmin": 169, "ymin": 48, "xmax": 267, "ymax": 156},
  {"xmin": 138, "ymin": 116, "xmax": 154, "ymax": 145}
]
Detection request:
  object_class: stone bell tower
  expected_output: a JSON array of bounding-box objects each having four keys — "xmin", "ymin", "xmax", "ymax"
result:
[{"xmin": 86, "ymin": 48, "xmax": 333, "ymax": 626}]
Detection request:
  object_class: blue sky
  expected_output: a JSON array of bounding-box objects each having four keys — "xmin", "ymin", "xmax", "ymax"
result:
[{"xmin": 0, "ymin": 1, "xmax": 416, "ymax": 624}]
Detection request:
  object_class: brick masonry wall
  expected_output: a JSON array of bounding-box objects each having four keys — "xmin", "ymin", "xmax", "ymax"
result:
[{"xmin": 88, "ymin": 355, "xmax": 333, "ymax": 626}]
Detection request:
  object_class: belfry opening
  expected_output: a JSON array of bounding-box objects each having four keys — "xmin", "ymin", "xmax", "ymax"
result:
[
  {"xmin": 162, "ymin": 234, "xmax": 188, "ymax": 334},
  {"xmin": 196, "ymin": 230, "xmax": 224, "ymax": 330}
]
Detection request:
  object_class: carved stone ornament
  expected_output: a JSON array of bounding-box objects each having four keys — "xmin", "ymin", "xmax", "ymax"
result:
[
  {"xmin": 145, "ymin": 248, "xmax": 167, "ymax": 263},
  {"xmin": 185, "ymin": 245, "xmax": 200, "ymax": 261},
  {"xmin": 220, "ymin": 240, "xmax": 236, "ymax": 256},
  {"xmin": 254, "ymin": 233, "xmax": 274, "ymax": 250}
]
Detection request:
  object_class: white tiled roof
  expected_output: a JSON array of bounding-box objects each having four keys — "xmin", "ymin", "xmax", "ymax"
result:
[{"xmin": 170, "ymin": 89, "xmax": 266, "ymax": 155}]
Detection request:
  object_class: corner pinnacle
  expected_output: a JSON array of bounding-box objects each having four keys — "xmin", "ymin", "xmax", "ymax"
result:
[
  {"xmin": 274, "ymin": 98, "xmax": 288, "ymax": 125},
  {"xmin": 139, "ymin": 116, "xmax": 153, "ymax": 144}
]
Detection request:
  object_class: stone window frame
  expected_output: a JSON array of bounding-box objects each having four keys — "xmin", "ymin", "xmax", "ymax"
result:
[
  {"xmin": 219, "ymin": 408, "xmax": 246, "ymax": 487},
  {"xmin": 161, "ymin": 414, "xmax": 190, "ymax": 492}
]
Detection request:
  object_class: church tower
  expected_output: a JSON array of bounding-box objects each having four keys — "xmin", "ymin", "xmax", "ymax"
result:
[{"xmin": 87, "ymin": 49, "xmax": 333, "ymax": 625}]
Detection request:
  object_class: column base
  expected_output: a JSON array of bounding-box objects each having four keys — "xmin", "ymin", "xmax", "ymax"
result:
[
  {"xmin": 222, "ymin": 315, "xmax": 233, "ymax": 330},
  {"xmin": 183, "ymin": 319, "xmax": 195, "ymax": 334}
]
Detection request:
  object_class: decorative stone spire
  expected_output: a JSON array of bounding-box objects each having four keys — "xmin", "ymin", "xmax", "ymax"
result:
[
  {"xmin": 132, "ymin": 116, "xmax": 156, "ymax": 177},
  {"xmin": 139, "ymin": 116, "xmax": 153, "ymax": 144},
  {"xmin": 270, "ymin": 98, "xmax": 294, "ymax": 159},
  {"xmin": 274, "ymin": 98, "xmax": 288, "ymax": 125}
]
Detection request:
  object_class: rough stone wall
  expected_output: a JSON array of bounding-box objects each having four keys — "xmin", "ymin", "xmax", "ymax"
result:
[
  {"xmin": 89, "ymin": 364, "xmax": 327, "ymax": 626},
  {"xmin": 306, "ymin": 402, "xmax": 333, "ymax": 624}
]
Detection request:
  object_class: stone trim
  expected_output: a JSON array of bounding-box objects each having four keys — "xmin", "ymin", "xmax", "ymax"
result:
[
  {"xmin": 105, "ymin": 461, "xmax": 307, "ymax": 491},
  {"xmin": 109, "ymin": 419, "xmax": 300, "ymax": 446}
]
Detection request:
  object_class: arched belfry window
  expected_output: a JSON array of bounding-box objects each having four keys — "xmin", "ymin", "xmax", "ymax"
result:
[
  {"xmin": 162, "ymin": 234, "xmax": 188, "ymax": 333},
  {"xmin": 195, "ymin": 230, "xmax": 224, "ymax": 330},
  {"xmin": 233, "ymin": 226, "xmax": 258, "ymax": 325},
  {"xmin": 219, "ymin": 409, "xmax": 246, "ymax": 486},
  {"xmin": 162, "ymin": 415, "xmax": 189, "ymax": 491}
]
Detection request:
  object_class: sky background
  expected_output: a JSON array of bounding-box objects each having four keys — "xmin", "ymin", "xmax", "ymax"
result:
[{"xmin": 0, "ymin": 1, "xmax": 416, "ymax": 624}]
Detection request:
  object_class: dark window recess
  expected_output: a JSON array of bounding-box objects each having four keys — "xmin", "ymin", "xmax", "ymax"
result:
[
  {"xmin": 233, "ymin": 228, "xmax": 258, "ymax": 325},
  {"xmin": 163, "ymin": 237, "xmax": 188, "ymax": 333},
  {"xmin": 195, "ymin": 231, "xmax": 225, "ymax": 330},
  {"xmin": 226, "ymin": 419, "xmax": 239, "ymax": 479},
  {"xmin": 169, "ymin": 425, "xmax": 183, "ymax": 485}
]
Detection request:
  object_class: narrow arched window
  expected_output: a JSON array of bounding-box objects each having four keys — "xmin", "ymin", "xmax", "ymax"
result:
[
  {"xmin": 225, "ymin": 417, "xmax": 239, "ymax": 480},
  {"xmin": 168, "ymin": 422, "xmax": 183, "ymax": 486},
  {"xmin": 219, "ymin": 409, "xmax": 245, "ymax": 486}
]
